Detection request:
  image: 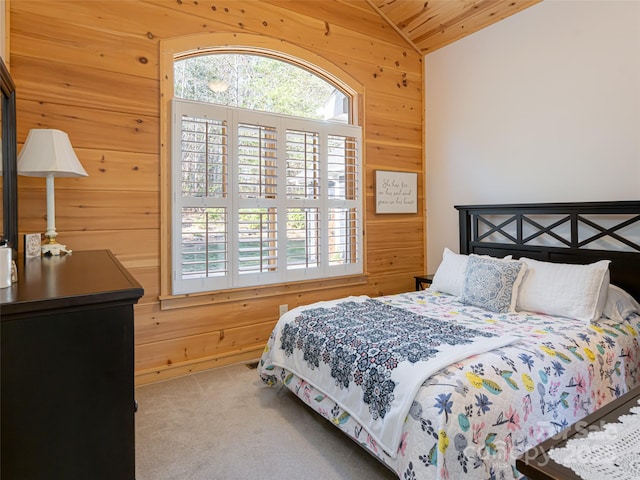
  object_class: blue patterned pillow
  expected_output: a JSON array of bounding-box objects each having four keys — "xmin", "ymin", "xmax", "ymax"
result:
[{"xmin": 460, "ymin": 255, "xmax": 526, "ymax": 313}]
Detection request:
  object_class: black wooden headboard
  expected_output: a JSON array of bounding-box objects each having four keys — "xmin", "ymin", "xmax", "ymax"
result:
[{"xmin": 455, "ymin": 201, "xmax": 640, "ymax": 301}]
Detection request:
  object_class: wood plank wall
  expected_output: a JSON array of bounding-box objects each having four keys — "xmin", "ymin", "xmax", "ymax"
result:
[{"xmin": 9, "ymin": 0, "xmax": 425, "ymax": 384}]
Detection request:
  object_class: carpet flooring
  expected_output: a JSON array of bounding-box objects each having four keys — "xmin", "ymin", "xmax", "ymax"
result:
[{"xmin": 135, "ymin": 362, "xmax": 398, "ymax": 480}]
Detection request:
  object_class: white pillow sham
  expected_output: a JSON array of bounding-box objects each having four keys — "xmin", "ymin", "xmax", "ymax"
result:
[
  {"xmin": 602, "ymin": 284, "xmax": 640, "ymax": 322},
  {"xmin": 516, "ymin": 258, "xmax": 611, "ymax": 322},
  {"xmin": 430, "ymin": 248, "xmax": 468, "ymax": 296}
]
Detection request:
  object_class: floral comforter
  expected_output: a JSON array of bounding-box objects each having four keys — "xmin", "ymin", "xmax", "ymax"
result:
[
  {"xmin": 268, "ymin": 296, "xmax": 517, "ymax": 457},
  {"xmin": 258, "ymin": 290, "xmax": 640, "ymax": 480}
]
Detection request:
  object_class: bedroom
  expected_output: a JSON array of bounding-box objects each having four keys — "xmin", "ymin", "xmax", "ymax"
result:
[{"xmin": 0, "ymin": 0, "xmax": 638, "ymax": 479}]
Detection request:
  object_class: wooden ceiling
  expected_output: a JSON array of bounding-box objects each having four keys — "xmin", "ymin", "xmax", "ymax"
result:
[{"xmin": 365, "ymin": 0, "xmax": 542, "ymax": 54}]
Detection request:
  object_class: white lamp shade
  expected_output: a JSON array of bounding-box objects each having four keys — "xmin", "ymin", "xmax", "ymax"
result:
[{"xmin": 18, "ymin": 129, "xmax": 88, "ymax": 178}]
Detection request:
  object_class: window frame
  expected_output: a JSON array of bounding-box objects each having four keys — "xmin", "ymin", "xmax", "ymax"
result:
[{"xmin": 162, "ymin": 40, "xmax": 365, "ymax": 300}]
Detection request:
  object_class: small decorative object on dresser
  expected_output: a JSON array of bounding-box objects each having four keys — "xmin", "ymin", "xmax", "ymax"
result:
[
  {"xmin": 24, "ymin": 233, "xmax": 41, "ymax": 258},
  {"xmin": 0, "ymin": 239, "xmax": 12, "ymax": 288}
]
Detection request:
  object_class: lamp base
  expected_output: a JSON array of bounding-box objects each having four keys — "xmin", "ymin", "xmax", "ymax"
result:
[{"xmin": 41, "ymin": 241, "xmax": 72, "ymax": 256}]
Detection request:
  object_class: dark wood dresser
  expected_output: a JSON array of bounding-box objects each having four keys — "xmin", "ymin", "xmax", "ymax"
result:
[{"xmin": 0, "ymin": 250, "xmax": 144, "ymax": 480}]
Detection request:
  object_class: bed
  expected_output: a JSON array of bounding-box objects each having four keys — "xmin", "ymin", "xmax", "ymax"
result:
[{"xmin": 258, "ymin": 201, "xmax": 640, "ymax": 480}]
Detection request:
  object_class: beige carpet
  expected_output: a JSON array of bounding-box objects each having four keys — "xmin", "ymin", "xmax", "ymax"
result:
[{"xmin": 135, "ymin": 362, "xmax": 398, "ymax": 480}]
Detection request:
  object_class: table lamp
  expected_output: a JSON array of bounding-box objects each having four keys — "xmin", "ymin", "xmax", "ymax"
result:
[{"xmin": 17, "ymin": 129, "xmax": 88, "ymax": 255}]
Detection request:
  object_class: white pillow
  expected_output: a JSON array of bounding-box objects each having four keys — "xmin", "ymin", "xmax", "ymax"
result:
[
  {"xmin": 430, "ymin": 248, "xmax": 468, "ymax": 296},
  {"xmin": 602, "ymin": 284, "xmax": 640, "ymax": 322},
  {"xmin": 516, "ymin": 258, "xmax": 611, "ymax": 322}
]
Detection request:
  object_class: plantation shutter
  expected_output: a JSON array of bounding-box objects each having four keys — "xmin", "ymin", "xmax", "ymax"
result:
[{"xmin": 171, "ymin": 98, "xmax": 362, "ymax": 295}]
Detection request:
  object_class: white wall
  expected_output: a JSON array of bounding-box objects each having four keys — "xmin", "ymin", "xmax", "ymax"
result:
[{"xmin": 425, "ymin": 0, "xmax": 640, "ymax": 271}]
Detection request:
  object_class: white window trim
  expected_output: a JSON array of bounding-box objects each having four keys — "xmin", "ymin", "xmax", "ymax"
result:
[{"xmin": 171, "ymin": 98, "xmax": 363, "ymax": 295}]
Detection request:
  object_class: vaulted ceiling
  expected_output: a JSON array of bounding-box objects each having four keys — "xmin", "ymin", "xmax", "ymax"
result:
[{"xmin": 365, "ymin": 0, "xmax": 542, "ymax": 54}]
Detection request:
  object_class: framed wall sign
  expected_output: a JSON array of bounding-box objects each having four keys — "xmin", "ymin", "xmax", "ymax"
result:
[{"xmin": 375, "ymin": 170, "xmax": 418, "ymax": 214}]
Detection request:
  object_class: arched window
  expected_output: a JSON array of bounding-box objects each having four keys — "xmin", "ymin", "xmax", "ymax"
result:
[
  {"xmin": 168, "ymin": 48, "xmax": 363, "ymax": 295},
  {"xmin": 174, "ymin": 53, "xmax": 350, "ymax": 123}
]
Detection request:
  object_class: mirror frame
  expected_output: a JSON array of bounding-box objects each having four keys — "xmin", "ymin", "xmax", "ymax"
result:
[{"xmin": 0, "ymin": 56, "xmax": 17, "ymax": 256}]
